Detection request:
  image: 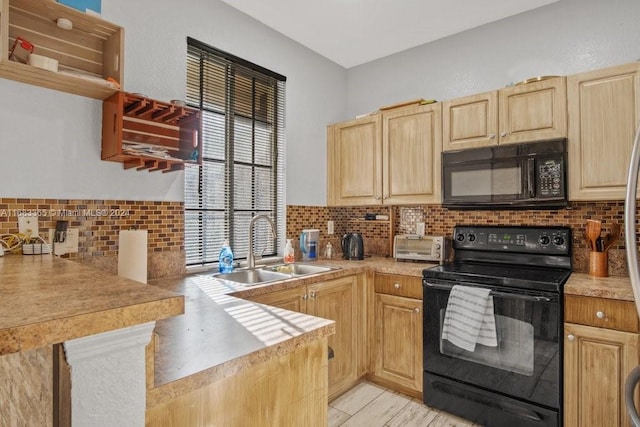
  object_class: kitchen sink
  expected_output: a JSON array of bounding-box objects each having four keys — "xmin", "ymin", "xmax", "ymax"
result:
[
  {"xmin": 212, "ymin": 268, "xmax": 291, "ymax": 286},
  {"xmin": 262, "ymin": 263, "xmax": 340, "ymax": 276}
]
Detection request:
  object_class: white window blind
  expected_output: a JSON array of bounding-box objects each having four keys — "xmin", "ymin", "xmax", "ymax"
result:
[{"xmin": 184, "ymin": 37, "xmax": 286, "ymax": 266}]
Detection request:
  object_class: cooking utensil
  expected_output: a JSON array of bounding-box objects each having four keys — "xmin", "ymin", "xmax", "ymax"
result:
[
  {"xmin": 603, "ymin": 221, "xmax": 622, "ymax": 252},
  {"xmin": 585, "ymin": 219, "xmax": 602, "ymax": 251}
]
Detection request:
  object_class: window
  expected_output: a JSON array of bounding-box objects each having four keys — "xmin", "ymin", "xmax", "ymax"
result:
[{"xmin": 184, "ymin": 37, "xmax": 286, "ymax": 267}]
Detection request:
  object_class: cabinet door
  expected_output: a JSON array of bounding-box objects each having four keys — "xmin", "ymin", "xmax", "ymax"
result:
[
  {"xmin": 498, "ymin": 77, "xmax": 567, "ymax": 145},
  {"xmin": 245, "ymin": 287, "xmax": 307, "ymax": 313},
  {"xmin": 443, "ymin": 91, "xmax": 498, "ymax": 151},
  {"xmin": 374, "ymin": 293, "xmax": 423, "ymax": 393},
  {"xmin": 308, "ymin": 275, "xmax": 359, "ymax": 399},
  {"xmin": 567, "ymin": 62, "xmax": 640, "ymax": 200},
  {"xmin": 564, "ymin": 323, "xmax": 640, "ymax": 427},
  {"xmin": 327, "ymin": 115, "xmax": 382, "ymax": 206},
  {"xmin": 382, "ymin": 103, "xmax": 442, "ymax": 204}
]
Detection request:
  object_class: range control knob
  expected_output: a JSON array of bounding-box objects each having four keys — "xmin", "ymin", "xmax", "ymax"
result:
[
  {"xmin": 539, "ymin": 235, "xmax": 550, "ymax": 246},
  {"xmin": 434, "ymin": 243, "xmax": 441, "ymax": 250},
  {"xmin": 553, "ymin": 236, "xmax": 565, "ymax": 246},
  {"xmin": 467, "ymin": 233, "xmax": 476, "ymax": 242},
  {"xmin": 456, "ymin": 233, "xmax": 465, "ymax": 242}
]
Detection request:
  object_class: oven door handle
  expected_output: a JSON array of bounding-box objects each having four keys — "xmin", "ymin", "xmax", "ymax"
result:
[{"xmin": 423, "ymin": 281, "xmax": 556, "ymax": 303}]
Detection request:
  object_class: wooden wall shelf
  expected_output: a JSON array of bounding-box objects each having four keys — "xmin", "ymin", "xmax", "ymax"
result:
[
  {"xmin": 0, "ymin": 0, "xmax": 123, "ymax": 99},
  {"xmin": 102, "ymin": 92, "xmax": 202, "ymax": 172}
]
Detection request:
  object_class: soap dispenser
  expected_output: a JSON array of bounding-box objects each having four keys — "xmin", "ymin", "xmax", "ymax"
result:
[{"xmin": 283, "ymin": 239, "xmax": 295, "ymax": 264}]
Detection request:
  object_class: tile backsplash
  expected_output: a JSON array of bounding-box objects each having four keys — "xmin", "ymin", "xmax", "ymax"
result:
[
  {"xmin": 0, "ymin": 198, "xmax": 185, "ymax": 279},
  {"xmin": 1, "ymin": 198, "xmax": 631, "ymax": 279},
  {"xmin": 288, "ymin": 201, "xmax": 630, "ymax": 276}
]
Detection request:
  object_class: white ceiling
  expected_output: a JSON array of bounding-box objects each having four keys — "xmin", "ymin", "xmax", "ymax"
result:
[{"xmin": 220, "ymin": 0, "xmax": 559, "ymax": 68}]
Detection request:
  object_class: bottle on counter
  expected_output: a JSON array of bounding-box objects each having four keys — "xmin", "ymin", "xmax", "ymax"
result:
[
  {"xmin": 324, "ymin": 242, "xmax": 333, "ymax": 259},
  {"xmin": 218, "ymin": 239, "xmax": 234, "ymax": 273},
  {"xmin": 283, "ymin": 239, "xmax": 295, "ymax": 264}
]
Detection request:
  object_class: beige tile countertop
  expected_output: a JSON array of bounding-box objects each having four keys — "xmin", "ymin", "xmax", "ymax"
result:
[
  {"xmin": 564, "ymin": 272, "xmax": 634, "ymax": 301},
  {"xmin": 0, "ymin": 254, "xmax": 184, "ymax": 355}
]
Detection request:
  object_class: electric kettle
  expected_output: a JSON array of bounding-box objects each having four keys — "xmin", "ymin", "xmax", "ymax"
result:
[{"xmin": 341, "ymin": 233, "xmax": 364, "ymax": 260}]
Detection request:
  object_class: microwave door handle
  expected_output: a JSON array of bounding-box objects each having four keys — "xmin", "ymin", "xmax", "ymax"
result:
[{"xmin": 527, "ymin": 158, "xmax": 536, "ymax": 198}]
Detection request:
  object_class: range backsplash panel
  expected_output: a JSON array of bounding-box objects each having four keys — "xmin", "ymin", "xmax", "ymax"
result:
[{"xmin": 0, "ymin": 198, "xmax": 185, "ymax": 279}]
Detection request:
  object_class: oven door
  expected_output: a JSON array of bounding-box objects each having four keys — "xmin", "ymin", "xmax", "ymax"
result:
[{"xmin": 423, "ymin": 278, "xmax": 561, "ymax": 410}]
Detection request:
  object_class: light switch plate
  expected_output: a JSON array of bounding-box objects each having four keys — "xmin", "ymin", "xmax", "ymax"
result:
[
  {"xmin": 327, "ymin": 220, "xmax": 334, "ymax": 235},
  {"xmin": 18, "ymin": 216, "xmax": 39, "ymax": 236}
]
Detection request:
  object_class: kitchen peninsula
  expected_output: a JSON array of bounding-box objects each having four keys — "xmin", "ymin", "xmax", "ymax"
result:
[{"xmin": 0, "ymin": 254, "xmax": 184, "ymax": 426}]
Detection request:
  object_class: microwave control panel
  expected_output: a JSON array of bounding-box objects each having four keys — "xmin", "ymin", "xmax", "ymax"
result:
[{"xmin": 537, "ymin": 158, "xmax": 564, "ymax": 198}]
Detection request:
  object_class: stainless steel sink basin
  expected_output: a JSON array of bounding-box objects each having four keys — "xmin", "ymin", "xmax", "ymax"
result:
[
  {"xmin": 212, "ymin": 268, "xmax": 291, "ymax": 285},
  {"xmin": 262, "ymin": 263, "xmax": 340, "ymax": 276}
]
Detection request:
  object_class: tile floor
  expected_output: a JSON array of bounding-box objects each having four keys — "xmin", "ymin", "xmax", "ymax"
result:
[{"xmin": 328, "ymin": 381, "xmax": 482, "ymax": 427}]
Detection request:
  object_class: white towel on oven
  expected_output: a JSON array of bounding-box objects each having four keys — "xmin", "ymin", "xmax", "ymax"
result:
[{"xmin": 441, "ymin": 285, "xmax": 498, "ymax": 352}]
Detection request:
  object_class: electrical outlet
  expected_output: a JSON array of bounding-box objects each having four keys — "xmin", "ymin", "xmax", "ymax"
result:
[
  {"xmin": 327, "ymin": 220, "xmax": 334, "ymax": 235},
  {"xmin": 18, "ymin": 216, "xmax": 39, "ymax": 236}
]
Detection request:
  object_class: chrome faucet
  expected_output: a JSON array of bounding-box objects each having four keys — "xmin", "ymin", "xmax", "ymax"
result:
[{"xmin": 247, "ymin": 214, "xmax": 276, "ymax": 268}]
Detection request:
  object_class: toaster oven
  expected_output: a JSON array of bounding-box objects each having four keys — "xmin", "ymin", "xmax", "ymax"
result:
[{"xmin": 393, "ymin": 235, "xmax": 446, "ymax": 263}]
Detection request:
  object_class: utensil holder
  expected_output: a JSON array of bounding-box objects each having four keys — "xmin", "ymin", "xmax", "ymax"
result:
[{"xmin": 589, "ymin": 251, "xmax": 608, "ymax": 277}]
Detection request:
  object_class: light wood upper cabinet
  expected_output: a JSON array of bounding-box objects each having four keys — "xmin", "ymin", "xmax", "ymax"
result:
[
  {"xmin": 499, "ymin": 77, "xmax": 567, "ymax": 145},
  {"xmin": 443, "ymin": 78, "xmax": 567, "ymax": 151},
  {"xmin": 383, "ymin": 103, "xmax": 442, "ymax": 205},
  {"xmin": 443, "ymin": 91, "xmax": 498, "ymax": 151},
  {"xmin": 327, "ymin": 103, "xmax": 442, "ymax": 206},
  {"xmin": 567, "ymin": 62, "xmax": 640, "ymax": 200},
  {"xmin": 327, "ymin": 114, "xmax": 382, "ymax": 206}
]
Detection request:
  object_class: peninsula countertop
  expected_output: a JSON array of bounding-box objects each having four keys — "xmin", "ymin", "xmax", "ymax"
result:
[
  {"xmin": 0, "ymin": 254, "xmax": 184, "ymax": 355},
  {"xmin": 145, "ymin": 257, "xmax": 437, "ymax": 407},
  {"xmin": 143, "ymin": 256, "xmax": 637, "ymax": 407}
]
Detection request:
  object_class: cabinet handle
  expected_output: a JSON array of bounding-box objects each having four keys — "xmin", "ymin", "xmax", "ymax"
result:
[
  {"xmin": 309, "ymin": 291, "xmax": 316, "ymax": 299},
  {"xmin": 567, "ymin": 334, "xmax": 575, "ymax": 342},
  {"xmin": 414, "ymin": 308, "xmax": 420, "ymax": 314},
  {"xmin": 302, "ymin": 294, "xmax": 308, "ymax": 300},
  {"xmin": 501, "ymin": 131, "xmax": 507, "ymax": 137},
  {"xmin": 596, "ymin": 311, "xmax": 607, "ymax": 319},
  {"xmin": 394, "ymin": 283, "xmax": 401, "ymax": 289},
  {"xmin": 113, "ymin": 113, "xmax": 117, "ymax": 134},
  {"xmin": 488, "ymin": 133, "xmax": 496, "ymax": 139},
  {"xmin": 375, "ymin": 196, "xmax": 381, "ymax": 200}
]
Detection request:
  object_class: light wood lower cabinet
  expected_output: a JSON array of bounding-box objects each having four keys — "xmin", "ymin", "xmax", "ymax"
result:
[
  {"xmin": 146, "ymin": 338, "xmax": 328, "ymax": 427},
  {"xmin": 247, "ymin": 274, "xmax": 364, "ymax": 400},
  {"xmin": 564, "ymin": 295, "xmax": 640, "ymax": 427},
  {"xmin": 371, "ymin": 273, "xmax": 423, "ymax": 398}
]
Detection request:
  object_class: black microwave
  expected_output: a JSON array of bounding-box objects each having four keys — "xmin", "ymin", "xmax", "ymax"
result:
[{"xmin": 442, "ymin": 138, "xmax": 568, "ymax": 209}]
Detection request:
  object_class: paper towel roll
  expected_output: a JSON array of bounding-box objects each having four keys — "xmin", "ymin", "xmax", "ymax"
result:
[{"xmin": 118, "ymin": 230, "xmax": 148, "ymax": 284}]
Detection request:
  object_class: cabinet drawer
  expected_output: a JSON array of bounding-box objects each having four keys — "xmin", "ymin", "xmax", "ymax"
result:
[
  {"xmin": 374, "ymin": 274, "xmax": 422, "ymax": 299},
  {"xmin": 565, "ymin": 295, "xmax": 640, "ymax": 332}
]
